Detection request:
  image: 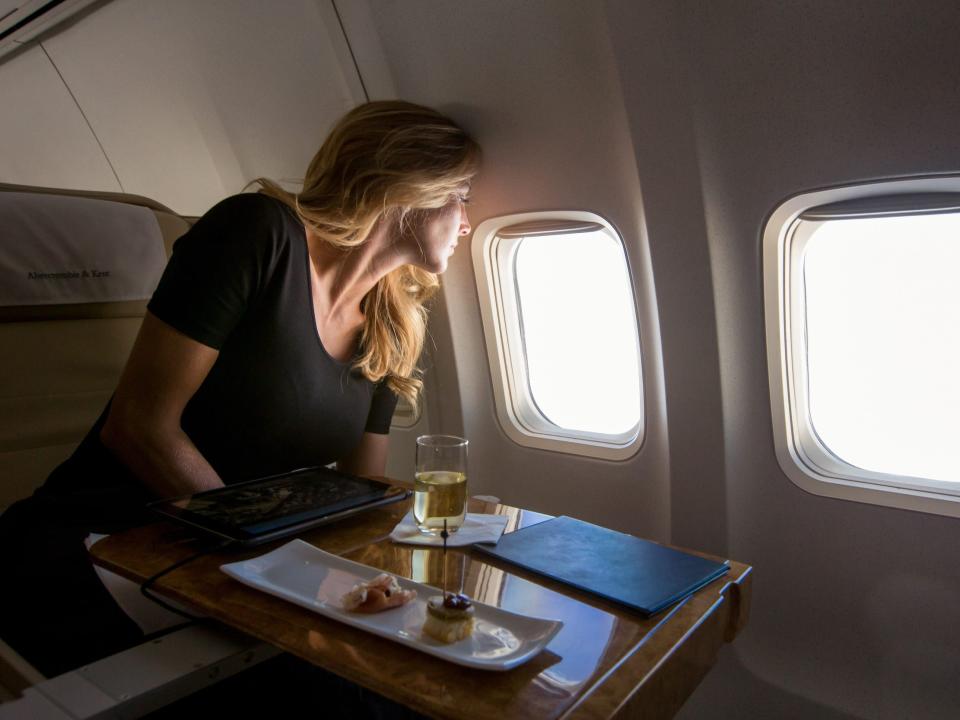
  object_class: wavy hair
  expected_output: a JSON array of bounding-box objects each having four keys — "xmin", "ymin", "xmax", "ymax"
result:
[{"xmin": 254, "ymin": 101, "xmax": 481, "ymax": 406}]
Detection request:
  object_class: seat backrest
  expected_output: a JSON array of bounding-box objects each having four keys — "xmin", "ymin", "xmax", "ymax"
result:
[{"xmin": 0, "ymin": 183, "xmax": 187, "ymax": 509}]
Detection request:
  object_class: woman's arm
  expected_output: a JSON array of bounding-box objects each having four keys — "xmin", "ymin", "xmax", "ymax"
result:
[
  {"xmin": 100, "ymin": 312, "xmax": 225, "ymax": 498},
  {"xmin": 337, "ymin": 432, "xmax": 391, "ymax": 478}
]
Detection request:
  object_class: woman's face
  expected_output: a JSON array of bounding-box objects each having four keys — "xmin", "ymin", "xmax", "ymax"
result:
[{"xmin": 402, "ymin": 190, "xmax": 472, "ymax": 273}]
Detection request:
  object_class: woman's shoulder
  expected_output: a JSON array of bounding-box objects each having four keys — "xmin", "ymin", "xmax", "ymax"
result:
[
  {"xmin": 181, "ymin": 192, "xmax": 302, "ymax": 254},
  {"xmin": 201, "ymin": 192, "xmax": 298, "ymax": 230}
]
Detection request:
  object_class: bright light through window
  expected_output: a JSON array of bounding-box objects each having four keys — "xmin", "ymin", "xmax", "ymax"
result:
[
  {"xmin": 514, "ymin": 230, "xmax": 641, "ymax": 435},
  {"xmin": 803, "ymin": 212, "xmax": 960, "ymax": 483}
]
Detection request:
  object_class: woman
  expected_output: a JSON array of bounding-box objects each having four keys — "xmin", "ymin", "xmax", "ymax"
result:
[{"xmin": 0, "ymin": 100, "xmax": 481, "ymax": 678}]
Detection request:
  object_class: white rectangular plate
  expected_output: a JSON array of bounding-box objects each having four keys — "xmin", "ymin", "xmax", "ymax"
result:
[{"xmin": 220, "ymin": 539, "xmax": 563, "ymax": 671}]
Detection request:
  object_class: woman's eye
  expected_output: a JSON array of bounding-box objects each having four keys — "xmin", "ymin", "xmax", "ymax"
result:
[{"xmin": 457, "ymin": 194, "xmax": 471, "ymax": 205}]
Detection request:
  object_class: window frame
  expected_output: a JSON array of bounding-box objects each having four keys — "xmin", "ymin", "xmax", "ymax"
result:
[
  {"xmin": 472, "ymin": 210, "xmax": 644, "ymax": 460},
  {"xmin": 390, "ymin": 394, "xmax": 421, "ymax": 429},
  {"xmin": 763, "ymin": 176, "xmax": 960, "ymax": 517}
]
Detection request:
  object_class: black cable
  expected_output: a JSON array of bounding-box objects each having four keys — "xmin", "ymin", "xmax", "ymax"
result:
[{"xmin": 140, "ymin": 538, "xmax": 236, "ymax": 621}]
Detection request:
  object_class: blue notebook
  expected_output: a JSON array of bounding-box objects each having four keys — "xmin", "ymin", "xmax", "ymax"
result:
[{"xmin": 473, "ymin": 515, "xmax": 729, "ymax": 616}]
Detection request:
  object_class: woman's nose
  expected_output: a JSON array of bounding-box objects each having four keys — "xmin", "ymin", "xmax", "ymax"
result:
[{"xmin": 459, "ymin": 207, "xmax": 472, "ymax": 236}]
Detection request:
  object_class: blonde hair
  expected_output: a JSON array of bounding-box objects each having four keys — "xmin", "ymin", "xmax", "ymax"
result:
[{"xmin": 255, "ymin": 101, "xmax": 481, "ymax": 406}]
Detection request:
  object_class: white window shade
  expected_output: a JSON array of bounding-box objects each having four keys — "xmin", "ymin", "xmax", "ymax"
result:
[
  {"xmin": 515, "ymin": 230, "xmax": 641, "ymax": 435},
  {"xmin": 802, "ymin": 213, "xmax": 960, "ymax": 486}
]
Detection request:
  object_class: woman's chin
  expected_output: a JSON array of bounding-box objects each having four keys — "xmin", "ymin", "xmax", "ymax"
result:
[{"xmin": 416, "ymin": 254, "xmax": 449, "ymax": 274}]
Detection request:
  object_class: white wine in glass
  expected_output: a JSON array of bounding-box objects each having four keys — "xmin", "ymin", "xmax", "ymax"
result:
[{"xmin": 414, "ymin": 435, "xmax": 468, "ymax": 534}]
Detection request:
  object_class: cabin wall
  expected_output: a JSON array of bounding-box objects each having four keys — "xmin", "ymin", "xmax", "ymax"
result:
[
  {"xmin": 608, "ymin": 1, "xmax": 960, "ymax": 718},
  {"xmin": 344, "ymin": 0, "xmax": 672, "ymax": 539}
]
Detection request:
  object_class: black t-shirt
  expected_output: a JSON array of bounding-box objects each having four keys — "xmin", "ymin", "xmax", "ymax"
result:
[{"xmin": 40, "ymin": 193, "xmax": 397, "ymax": 529}]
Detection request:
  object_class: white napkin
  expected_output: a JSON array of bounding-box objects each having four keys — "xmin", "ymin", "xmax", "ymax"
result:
[{"xmin": 390, "ymin": 511, "xmax": 509, "ymax": 546}]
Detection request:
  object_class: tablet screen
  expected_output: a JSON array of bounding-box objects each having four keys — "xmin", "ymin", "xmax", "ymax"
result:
[{"xmin": 151, "ymin": 467, "xmax": 404, "ymax": 542}]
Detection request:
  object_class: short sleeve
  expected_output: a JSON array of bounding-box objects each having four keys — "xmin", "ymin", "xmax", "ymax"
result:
[
  {"xmin": 147, "ymin": 194, "xmax": 286, "ymax": 349},
  {"xmin": 364, "ymin": 380, "xmax": 400, "ymax": 434}
]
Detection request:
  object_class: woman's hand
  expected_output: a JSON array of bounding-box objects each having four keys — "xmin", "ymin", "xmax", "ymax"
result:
[{"xmin": 100, "ymin": 312, "xmax": 225, "ymax": 498}]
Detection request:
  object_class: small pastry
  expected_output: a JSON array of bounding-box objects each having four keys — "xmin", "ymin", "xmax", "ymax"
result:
[
  {"xmin": 422, "ymin": 593, "xmax": 475, "ymax": 643},
  {"xmin": 341, "ymin": 573, "xmax": 417, "ymax": 613}
]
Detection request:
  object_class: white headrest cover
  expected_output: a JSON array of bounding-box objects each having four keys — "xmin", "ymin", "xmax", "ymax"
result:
[{"xmin": 0, "ymin": 192, "xmax": 167, "ymax": 307}]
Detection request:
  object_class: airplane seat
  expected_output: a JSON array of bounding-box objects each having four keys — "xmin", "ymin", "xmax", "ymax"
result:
[
  {"xmin": 0, "ymin": 183, "xmax": 190, "ymax": 693},
  {"xmin": 0, "ymin": 182, "xmax": 185, "ymax": 510}
]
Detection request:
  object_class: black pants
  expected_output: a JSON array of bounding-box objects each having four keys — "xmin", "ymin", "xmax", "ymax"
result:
[{"xmin": 0, "ymin": 496, "xmax": 145, "ymax": 677}]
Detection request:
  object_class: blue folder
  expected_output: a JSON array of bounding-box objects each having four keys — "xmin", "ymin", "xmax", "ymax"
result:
[{"xmin": 473, "ymin": 515, "xmax": 729, "ymax": 616}]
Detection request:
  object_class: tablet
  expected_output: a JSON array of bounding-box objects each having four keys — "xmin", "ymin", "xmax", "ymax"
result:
[{"xmin": 148, "ymin": 466, "xmax": 410, "ymax": 546}]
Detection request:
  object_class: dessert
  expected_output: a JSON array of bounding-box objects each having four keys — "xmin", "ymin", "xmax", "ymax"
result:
[
  {"xmin": 422, "ymin": 593, "xmax": 475, "ymax": 643},
  {"xmin": 341, "ymin": 573, "xmax": 417, "ymax": 613}
]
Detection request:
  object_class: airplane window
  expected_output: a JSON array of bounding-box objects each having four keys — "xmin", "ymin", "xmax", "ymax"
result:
[
  {"xmin": 763, "ymin": 180, "xmax": 960, "ymax": 516},
  {"xmin": 514, "ymin": 230, "xmax": 641, "ymax": 435},
  {"xmin": 472, "ymin": 212, "xmax": 643, "ymax": 460},
  {"xmin": 803, "ymin": 213, "xmax": 960, "ymax": 484}
]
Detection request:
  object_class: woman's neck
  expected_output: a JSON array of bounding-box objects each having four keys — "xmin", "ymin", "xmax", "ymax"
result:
[{"xmin": 304, "ymin": 218, "xmax": 408, "ymax": 324}]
